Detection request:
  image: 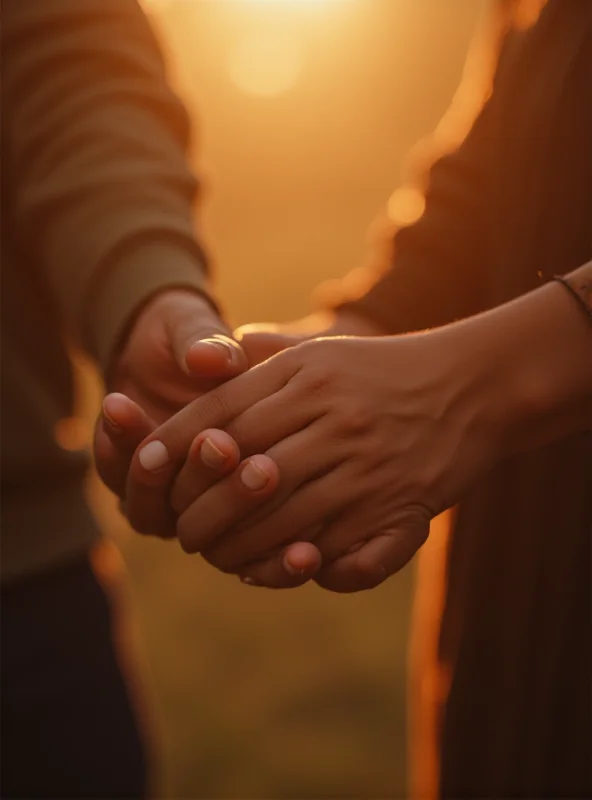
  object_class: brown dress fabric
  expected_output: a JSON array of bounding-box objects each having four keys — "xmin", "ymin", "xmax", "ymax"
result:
[{"xmin": 435, "ymin": 4, "xmax": 592, "ymax": 797}]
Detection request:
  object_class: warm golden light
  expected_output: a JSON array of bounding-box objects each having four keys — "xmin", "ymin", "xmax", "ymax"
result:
[
  {"xmin": 228, "ymin": 33, "xmax": 302, "ymax": 97},
  {"xmin": 388, "ymin": 187, "xmax": 426, "ymax": 227},
  {"xmin": 54, "ymin": 416, "xmax": 91, "ymax": 452}
]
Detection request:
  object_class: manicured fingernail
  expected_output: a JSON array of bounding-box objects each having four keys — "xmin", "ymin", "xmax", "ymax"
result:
[
  {"xmin": 241, "ymin": 576, "xmax": 259, "ymax": 586},
  {"xmin": 200, "ymin": 438, "xmax": 227, "ymax": 469},
  {"xmin": 138, "ymin": 440, "xmax": 169, "ymax": 471},
  {"xmin": 240, "ymin": 460, "xmax": 269, "ymax": 491}
]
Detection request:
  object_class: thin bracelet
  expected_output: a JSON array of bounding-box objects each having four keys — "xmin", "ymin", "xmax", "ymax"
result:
[{"xmin": 552, "ymin": 275, "xmax": 592, "ymax": 322}]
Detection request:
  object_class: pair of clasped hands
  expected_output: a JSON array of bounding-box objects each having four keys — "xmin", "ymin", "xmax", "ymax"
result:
[{"xmin": 94, "ymin": 288, "xmax": 493, "ymax": 592}]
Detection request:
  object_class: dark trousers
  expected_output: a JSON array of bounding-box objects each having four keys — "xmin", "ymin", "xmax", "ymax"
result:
[{"xmin": 1, "ymin": 555, "xmax": 147, "ymax": 799}]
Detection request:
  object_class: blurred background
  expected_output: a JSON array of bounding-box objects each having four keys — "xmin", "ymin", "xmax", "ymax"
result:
[{"xmin": 80, "ymin": 1, "xmax": 489, "ymax": 797}]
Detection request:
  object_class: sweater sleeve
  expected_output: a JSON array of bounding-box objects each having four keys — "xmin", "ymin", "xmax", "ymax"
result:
[
  {"xmin": 1, "ymin": 0, "xmax": 217, "ymax": 370},
  {"xmin": 327, "ymin": 93, "xmax": 496, "ymax": 335},
  {"xmin": 325, "ymin": 9, "xmax": 515, "ymax": 335}
]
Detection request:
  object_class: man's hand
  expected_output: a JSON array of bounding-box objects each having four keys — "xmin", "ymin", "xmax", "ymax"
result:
[
  {"xmin": 95, "ymin": 308, "xmax": 389, "ymax": 581},
  {"xmin": 93, "ymin": 288, "xmax": 248, "ymax": 534},
  {"xmin": 234, "ymin": 311, "xmax": 390, "ymax": 367},
  {"xmin": 121, "ymin": 325, "xmax": 502, "ymax": 592}
]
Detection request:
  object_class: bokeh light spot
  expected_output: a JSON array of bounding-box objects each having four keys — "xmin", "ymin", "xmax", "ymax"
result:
[{"xmin": 387, "ymin": 187, "xmax": 426, "ymax": 227}]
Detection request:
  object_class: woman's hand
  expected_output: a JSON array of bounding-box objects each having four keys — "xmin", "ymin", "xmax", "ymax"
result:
[
  {"xmin": 108, "ymin": 266, "xmax": 592, "ymax": 591},
  {"xmin": 124, "ymin": 325, "xmax": 501, "ymax": 587}
]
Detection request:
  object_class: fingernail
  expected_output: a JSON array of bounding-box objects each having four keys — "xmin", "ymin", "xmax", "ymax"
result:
[
  {"xmin": 241, "ymin": 576, "xmax": 259, "ymax": 586},
  {"xmin": 240, "ymin": 460, "xmax": 269, "ymax": 491},
  {"xmin": 282, "ymin": 554, "xmax": 305, "ymax": 578},
  {"xmin": 192, "ymin": 339, "xmax": 236, "ymax": 365},
  {"xmin": 138, "ymin": 440, "xmax": 169, "ymax": 471},
  {"xmin": 200, "ymin": 438, "xmax": 227, "ymax": 469}
]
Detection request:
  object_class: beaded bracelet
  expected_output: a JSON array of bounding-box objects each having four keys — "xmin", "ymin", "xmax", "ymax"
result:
[{"xmin": 552, "ymin": 274, "xmax": 592, "ymax": 322}]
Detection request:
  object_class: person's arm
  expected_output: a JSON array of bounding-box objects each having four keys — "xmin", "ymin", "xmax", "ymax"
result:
[
  {"xmin": 319, "ymin": 1, "xmax": 521, "ymax": 339},
  {"xmin": 236, "ymin": 49, "xmax": 502, "ymax": 368},
  {"xmin": 1, "ymin": 0, "xmax": 221, "ymax": 371},
  {"xmin": 326, "ymin": 93, "xmax": 494, "ymax": 337},
  {"xmin": 469, "ymin": 263, "xmax": 592, "ymax": 455},
  {"xmin": 112, "ymin": 260, "xmax": 591, "ymax": 590},
  {"xmin": 3, "ymin": 0, "xmax": 251, "ymax": 524}
]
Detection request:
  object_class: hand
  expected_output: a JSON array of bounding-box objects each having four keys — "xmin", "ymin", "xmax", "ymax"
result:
[
  {"xmin": 93, "ymin": 288, "xmax": 248, "ymax": 535},
  {"xmin": 124, "ymin": 323, "xmax": 502, "ymax": 589},
  {"xmin": 234, "ymin": 310, "xmax": 389, "ymax": 367},
  {"xmin": 92, "ymin": 311, "xmax": 358, "ymax": 569},
  {"xmin": 95, "ymin": 390, "xmax": 324, "ymax": 584}
]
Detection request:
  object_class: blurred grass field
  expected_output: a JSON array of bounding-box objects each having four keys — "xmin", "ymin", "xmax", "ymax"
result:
[{"xmin": 87, "ymin": 468, "xmax": 414, "ymax": 798}]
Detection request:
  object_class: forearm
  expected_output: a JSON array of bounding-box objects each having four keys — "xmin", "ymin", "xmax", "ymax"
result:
[
  {"xmin": 458, "ymin": 263, "xmax": 592, "ymax": 458},
  {"xmin": 2, "ymin": 0, "xmax": 215, "ymax": 370}
]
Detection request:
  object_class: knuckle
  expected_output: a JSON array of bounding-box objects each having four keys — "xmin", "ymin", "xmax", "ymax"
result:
[
  {"xmin": 183, "ymin": 391, "xmax": 231, "ymax": 441},
  {"xmin": 341, "ymin": 402, "xmax": 372, "ymax": 434},
  {"xmin": 206, "ymin": 390, "xmax": 230, "ymax": 420},
  {"xmin": 222, "ymin": 418, "xmax": 248, "ymax": 451},
  {"xmin": 301, "ymin": 368, "xmax": 328, "ymax": 396}
]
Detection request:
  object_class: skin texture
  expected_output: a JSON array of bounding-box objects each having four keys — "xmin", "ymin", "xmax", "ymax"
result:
[
  {"xmin": 94, "ymin": 290, "xmax": 326, "ymax": 582},
  {"xmin": 96, "ymin": 266, "xmax": 592, "ymax": 592},
  {"xmin": 94, "ymin": 289, "xmax": 246, "ymax": 531}
]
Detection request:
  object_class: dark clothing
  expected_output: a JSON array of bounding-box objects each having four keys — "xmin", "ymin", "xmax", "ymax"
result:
[
  {"xmin": 1, "ymin": 0, "xmax": 213, "ymax": 582},
  {"xmin": 1, "ymin": 556, "xmax": 147, "ymax": 799},
  {"xmin": 334, "ymin": 1, "xmax": 592, "ymax": 796},
  {"xmin": 1, "ymin": 1, "xmax": 214, "ymax": 795}
]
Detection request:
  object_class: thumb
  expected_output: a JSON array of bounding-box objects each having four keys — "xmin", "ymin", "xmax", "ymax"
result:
[
  {"xmin": 234, "ymin": 324, "xmax": 308, "ymax": 367},
  {"xmin": 165, "ymin": 294, "xmax": 248, "ymax": 379}
]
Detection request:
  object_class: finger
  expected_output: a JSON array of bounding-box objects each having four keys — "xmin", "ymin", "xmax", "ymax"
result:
[
  {"xmin": 165, "ymin": 294, "xmax": 248, "ymax": 379},
  {"xmin": 204, "ymin": 462, "xmax": 363, "ymax": 573},
  {"xmin": 169, "ymin": 397, "xmax": 327, "ymax": 524},
  {"xmin": 234, "ymin": 327, "xmax": 307, "ymax": 366},
  {"xmin": 177, "ymin": 455, "xmax": 280, "ymax": 553},
  {"xmin": 184, "ymin": 336, "xmax": 248, "ymax": 380},
  {"xmin": 125, "ymin": 355, "xmax": 301, "ymax": 536},
  {"xmin": 93, "ymin": 393, "xmax": 155, "ymax": 497},
  {"xmin": 315, "ymin": 516, "xmax": 430, "ymax": 594},
  {"xmin": 176, "ymin": 419, "xmax": 344, "ymax": 556},
  {"xmin": 170, "ymin": 429, "xmax": 241, "ymax": 515},
  {"xmin": 237, "ymin": 540, "xmax": 323, "ymax": 590},
  {"xmin": 222, "ymin": 382, "xmax": 320, "ymax": 457},
  {"xmin": 304, "ymin": 508, "xmax": 373, "ymax": 565}
]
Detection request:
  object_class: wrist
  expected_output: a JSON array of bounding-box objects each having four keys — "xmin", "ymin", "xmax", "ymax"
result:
[
  {"xmin": 90, "ymin": 241, "xmax": 218, "ymax": 372},
  {"xmin": 141, "ymin": 287, "xmax": 223, "ymax": 327},
  {"xmin": 454, "ymin": 278, "xmax": 592, "ymax": 460}
]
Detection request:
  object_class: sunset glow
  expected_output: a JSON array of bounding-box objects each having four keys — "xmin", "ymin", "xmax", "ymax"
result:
[{"xmin": 228, "ymin": 33, "xmax": 302, "ymax": 97}]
